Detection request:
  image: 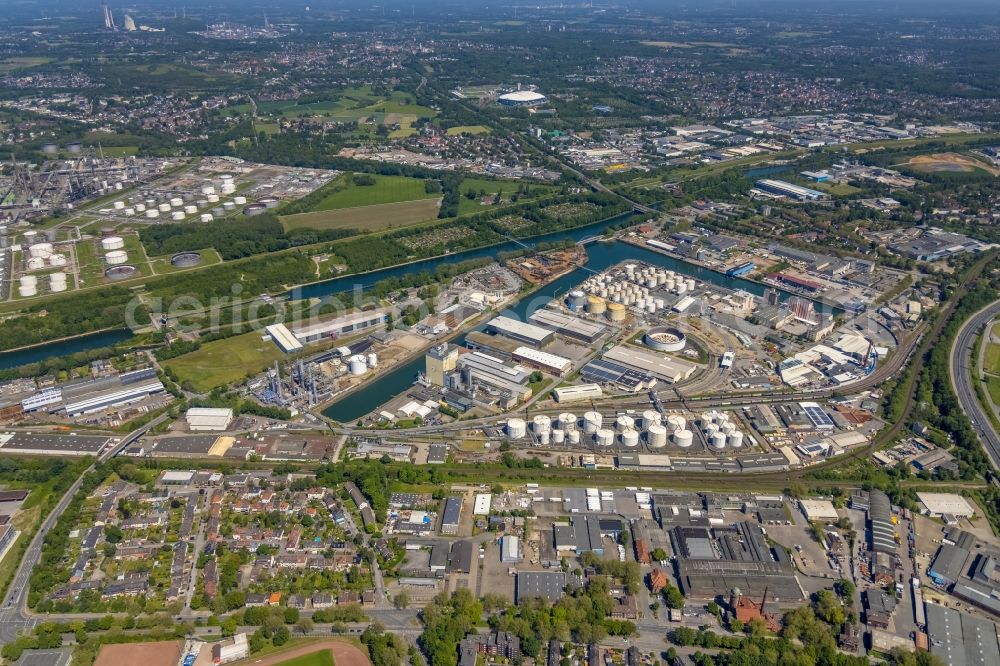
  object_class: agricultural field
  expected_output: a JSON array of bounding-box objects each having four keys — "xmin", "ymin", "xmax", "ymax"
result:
[
  {"xmin": 280, "ymin": 198, "xmax": 441, "ymax": 233},
  {"xmin": 446, "ymin": 125, "xmax": 491, "ymax": 136},
  {"xmin": 307, "ymin": 175, "xmax": 438, "ymax": 211},
  {"xmin": 164, "ymin": 329, "xmax": 287, "ymax": 393},
  {"xmin": 898, "ymin": 152, "xmax": 1000, "ymax": 176}
]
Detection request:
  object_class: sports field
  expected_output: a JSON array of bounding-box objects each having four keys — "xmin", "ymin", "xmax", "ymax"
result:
[
  {"xmin": 280, "ymin": 198, "xmax": 441, "ymax": 232},
  {"xmin": 165, "ymin": 330, "xmax": 286, "ymax": 393},
  {"xmin": 308, "ymin": 175, "xmax": 438, "ymax": 211},
  {"xmin": 446, "ymin": 125, "xmax": 491, "ymax": 135},
  {"xmin": 275, "ymin": 650, "xmax": 335, "ymax": 666},
  {"xmin": 228, "ymin": 639, "xmax": 372, "ymax": 666}
]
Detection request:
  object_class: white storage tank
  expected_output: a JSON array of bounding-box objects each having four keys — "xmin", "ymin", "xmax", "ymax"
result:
[
  {"xmin": 700, "ymin": 411, "xmax": 717, "ymax": 426},
  {"xmin": 221, "ymin": 183, "xmax": 236, "ymax": 195},
  {"xmin": 367, "ymin": 352, "xmax": 378, "ymax": 368},
  {"xmin": 233, "ymin": 196, "xmax": 247, "ymax": 205},
  {"xmin": 349, "ymin": 355, "xmax": 367, "ymax": 375},
  {"xmin": 184, "ymin": 205, "xmax": 198, "ymax": 215},
  {"xmin": 642, "ymin": 410, "xmax": 661, "ymax": 429},
  {"xmin": 552, "ymin": 429, "xmax": 565, "ymax": 444},
  {"xmin": 558, "ymin": 412, "xmax": 576, "ymax": 431},
  {"xmin": 595, "ymin": 428, "xmax": 615, "ymax": 447},
  {"xmin": 18, "ymin": 283, "xmax": 36, "ymax": 298},
  {"xmin": 135, "ymin": 203, "xmax": 146, "ymax": 212},
  {"xmin": 223, "ymin": 201, "xmax": 236, "ymax": 211},
  {"xmin": 171, "ymin": 211, "xmax": 186, "ymax": 221},
  {"xmin": 616, "ymin": 414, "xmax": 635, "ymax": 431},
  {"xmin": 568, "ymin": 429, "xmax": 581, "ymax": 445},
  {"xmin": 622, "ymin": 429, "xmax": 640, "ymax": 448},
  {"xmin": 710, "ymin": 432, "xmax": 727, "ymax": 450},
  {"xmin": 666, "ymin": 414, "xmax": 686, "ymax": 432},
  {"xmin": 29, "ymin": 243, "xmax": 53, "ymax": 259},
  {"xmin": 686, "ymin": 278, "xmax": 696, "ymax": 291},
  {"xmin": 647, "ymin": 424, "xmax": 668, "ymax": 448},
  {"xmin": 113, "ymin": 200, "xmax": 125, "ymax": 210},
  {"xmin": 207, "ymin": 194, "xmax": 220, "ymax": 203},
  {"xmin": 146, "ymin": 209, "xmax": 160, "ymax": 218},
  {"xmin": 26, "ymin": 257, "xmax": 45, "ymax": 271},
  {"xmin": 583, "ymin": 411, "xmax": 603, "ymax": 434},
  {"xmin": 101, "ymin": 236, "xmax": 125, "ymax": 251},
  {"xmin": 538, "ymin": 431, "xmax": 550, "ymax": 446},
  {"xmin": 19, "ymin": 275, "xmax": 37, "ymax": 288},
  {"xmin": 169, "ymin": 197, "xmax": 183, "ymax": 207},
  {"xmin": 728, "ymin": 431, "xmax": 744, "ymax": 448},
  {"xmin": 533, "ymin": 415, "xmax": 552, "ymax": 435},
  {"xmin": 105, "ymin": 250, "xmax": 129, "ymax": 265},
  {"xmin": 506, "ymin": 418, "xmax": 527, "ymax": 439},
  {"xmin": 201, "ymin": 184, "xmax": 216, "ymax": 195},
  {"xmin": 49, "ymin": 254, "xmax": 67, "ymax": 267},
  {"xmin": 158, "ymin": 203, "xmax": 171, "ymax": 213},
  {"xmin": 49, "ymin": 272, "xmax": 67, "ymax": 292},
  {"xmin": 200, "ymin": 214, "xmax": 214, "ymax": 223},
  {"xmin": 673, "ymin": 429, "xmax": 694, "ymax": 448},
  {"xmin": 124, "ymin": 208, "xmax": 135, "ymax": 217}
]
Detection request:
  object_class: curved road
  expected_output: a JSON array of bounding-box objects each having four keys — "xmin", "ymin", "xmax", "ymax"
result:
[{"xmin": 950, "ymin": 298, "xmax": 1000, "ymax": 471}]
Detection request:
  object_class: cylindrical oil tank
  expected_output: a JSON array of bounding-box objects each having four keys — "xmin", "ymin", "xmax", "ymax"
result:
[
  {"xmin": 171, "ymin": 211, "xmax": 185, "ymax": 221},
  {"xmin": 367, "ymin": 352, "xmax": 378, "ymax": 368},
  {"xmin": 234, "ymin": 196, "xmax": 247, "ymax": 205},
  {"xmin": 552, "ymin": 429, "xmax": 565, "ymax": 444},
  {"xmin": 201, "ymin": 184, "xmax": 216, "ymax": 195},
  {"xmin": 200, "ymin": 214, "xmax": 213, "ymax": 223},
  {"xmin": 506, "ymin": 418, "xmax": 526, "ymax": 439},
  {"xmin": 674, "ymin": 429, "xmax": 694, "ymax": 448},
  {"xmin": 169, "ymin": 197, "xmax": 183, "ymax": 207},
  {"xmin": 259, "ymin": 197, "xmax": 279, "ymax": 208},
  {"xmin": 647, "ymin": 424, "xmax": 668, "ymax": 448},
  {"xmin": 221, "ymin": 183, "xmax": 237, "ymax": 195},
  {"xmin": 533, "ymin": 415, "xmax": 552, "ymax": 435},
  {"xmin": 641, "ymin": 410, "xmax": 660, "ymax": 429},
  {"xmin": 49, "ymin": 272, "xmax": 67, "ymax": 292},
  {"xmin": 349, "ymin": 355, "xmax": 367, "ymax": 375},
  {"xmin": 113, "ymin": 200, "xmax": 125, "ymax": 210},
  {"xmin": 207, "ymin": 194, "xmax": 220, "ymax": 203},
  {"xmin": 26, "ymin": 257, "xmax": 45, "ymax": 271},
  {"xmin": 184, "ymin": 205, "xmax": 197, "ymax": 215},
  {"xmin": 558, "ymin": 412, "xmax": 576, "ymax": 431},
  {"xmin": 622, "ymin": 429, "xmax": 639, "ymax": 448},
  {"xmin": 29, "ymin": 243, "xmax": 53, "ymax": 259},
  {"xmin": 18, "ymin": 283, "xmax": 36, "ymax": 297},
  {"xmin": 158, "ymin": 203, "xmax": 171, "ymax": 212},
  {"xmin": 595, "ymin": 428, "xmax": 615, "ymax": 447},
  {"xmin": 616, "ymin": 414, "xmax": 635, "ymax": 431},
  {"xmin": 19, "ymin": 275, "xmax": 37, "ymax": 288},
  {"xmin": 704, "ymin": 423, "xmax": 720, "ymax": 437},
  {"xmin": 568, "ymin": 429, "xmax": 581, "ymax": 445},
  {"xmin": 710, "ymin": 432, "xmax": 727, "ymax": 450},
  {"xmin": 700, "ymin": 411, "xmax": 716, "ymax": 426},
  {"xmin": 145, "ymin": 209, "xmax": 160, "ymax": 218},
  {"xmin": 728, "ymin": 431, "xmax": 744, "ymax": 448},
  {"xmin": 223, "ymin": 201, "xmax": 236, "ymax": 211},
  {"xmin": 587, "ymin": 295, "xmax": 606, "ymax": 315},
  {"xmin": 666, "ymin": 414, "xmax": 686, "ymax": 432},
  {"xmin": 607, "ymin": 302, "xmax": 626, "ymax": 322},
  {"xmin": 583, "ymin": 411, "xmax": 602, "ymax": 434},
  {"xmin": 566, "ymin": 289, "xmax": 587, "ymax": 311},
  {"xmin": 105, "ymin": 250, "xmax": 128, "ymax": 265},
  {"xmin": 538, "ymin": 431, "xmax": 550, "ymax": 446},
  {"xmin": 686, "ymin": 278, "xmax": 695, "ymax": 291},
  {"xmin": 676, "ymin": 283, "xmax": 687, "ymax": 295},
  {"xmin": 135, "ymin": 203, "xmax": 146, "ymax": 212},
  {"xmin": 665, "ymin": 278, "xmax": 676, "ymax": 291},
  {"xmin": 49, "ymin": 254, "xmax": 67, "ymax": 267}
]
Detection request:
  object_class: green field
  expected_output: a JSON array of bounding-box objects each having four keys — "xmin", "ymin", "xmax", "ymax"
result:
[
  {"xmin": 307, "ymin": 175, "xmax": 438, "ymax": 211},
  {"xmin": 276, "ymin": 651, "xmax": 335, "ymax": 666},
  {"xmin": 813, "ymin": 181, "xmax": 862, "ymax": 196},
  {"xmin": 446, "ymin": 125, "xmax": 491, "ymax": 136},
  {"xmin": 281, "ymin": 198, "xmax": 441, "ymax": 233},
  {"xmin": 165, "ymin": 330, "xmax": 287, "ymax": 393},
  {"xmin": 985, "ymin": 342, "xmax": 1000, "ymax": 375}
]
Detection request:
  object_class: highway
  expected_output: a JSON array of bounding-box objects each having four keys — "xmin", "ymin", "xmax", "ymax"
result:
[
  {"xmin": 950, "ymin": 298, "xmax": 1000, "ymax": 471},
  {"xmin": 0, "ymin": 414, "xmax": 168, "ymax": 643}
]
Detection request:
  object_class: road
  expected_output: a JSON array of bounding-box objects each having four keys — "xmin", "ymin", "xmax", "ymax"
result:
[
  {"xmin": 0, "ymin": 414, "xmax": 168, "ymax": 643},
  {"xmin": 950, "ymin": 298, "xmax": 1000, "ymax": 471}
]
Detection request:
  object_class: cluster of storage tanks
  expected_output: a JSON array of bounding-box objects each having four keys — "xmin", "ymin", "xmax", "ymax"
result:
[
  {"xmin": 23, "ymin": 241, "xmax": 68, "ymax": 272},
  {"xmin": 505, "ymin": 409, "xmax": 700, "ymax": 449},
  {"xmin": 18, "ymin": 271, "xmax": 68, "ymax": 297},
  {"xmin": 109, "ymin": 173, "xmax": 250, "ymax": 221},
  {"xmin": 572, "ymin": 264, "xmax": 697, "ymax": 317},
  {"xmin": 699, "ymin": 410, "xmax": 745, "ymax": 450},
  {"xmin": 347, "ymin": 353, "xmax": 379, "ymax": 376}
]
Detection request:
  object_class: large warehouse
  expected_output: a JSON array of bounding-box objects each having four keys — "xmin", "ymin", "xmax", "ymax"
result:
[
  {"xmin": 497, "ymin": 90, "xmax": 547, "ymax": 107},
  {"xmin": 602, "ymin": 345, "xmax": 697, "ymax": 384},
  {"xmin": 528, "ymin": 309, "xmax": 605, "ymax": 344},
  {"xmin": 486, "ymin": 316, "xmax": 554, "ymax": 347}
]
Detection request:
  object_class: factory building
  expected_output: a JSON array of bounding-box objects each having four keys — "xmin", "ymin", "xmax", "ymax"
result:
[
  {"xmin": 754, "ymin": 179, "xmax": 829, "ymax": 202},
  {"xmin": 265, "ymin": 324, "xmax": 303, "ymax": 353},
  {"xmin": 291, "ymin": 310, "xmax": 387, "ymax": 344},
  {"xmin": 61, "ymin": 369, "xmax": 165, "ymax": 417},
  {"xmin": 602, "ymin": 345, "xmax": 697, "ymax": 384},
  {"xmin": 511, "ymin": 347, "xmax": 572, "ymax": 376},
  {"xmin": 453, "ymin": 351, "xmax": 533, "ymax": 408},
  {"xmin": 553, "ymin": 384, "xmax": 603, "ymax": 403},
  {"xmin": 528, "ymin": 309, "xmax": 606, "ymax": 344},
  {"xmin": 425, "ymin": 343, "xmax": 459, "ymax": 387},
  {"xmin": 185, "ymin": 407, "xmax": 234, "ymax": 431},
  {"xmin": 485, "ymin": 316, "xmax": 554, "ymax": 347}
]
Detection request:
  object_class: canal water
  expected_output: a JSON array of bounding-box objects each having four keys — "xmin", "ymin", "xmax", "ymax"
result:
[
  {"xmin": 0, "ymin": 328, "xmax": 134, "ymax": 371},
  {"xmin": 320, "ymin": 216, "xmax": 831, "ymax": 423}
]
